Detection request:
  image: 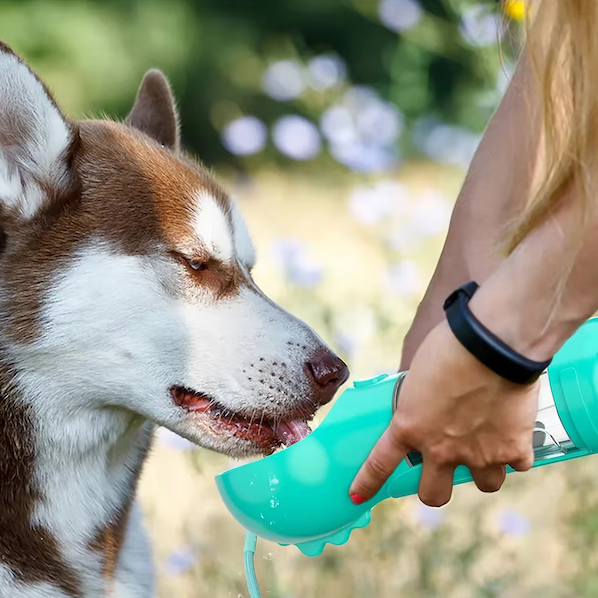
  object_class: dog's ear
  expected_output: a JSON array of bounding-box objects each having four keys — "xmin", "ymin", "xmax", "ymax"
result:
[
  {"xmin": 126, "ymin": 70, "xmax": 180, "ymax": 151},
  {"xmin": 0, "ymin": 42, "xmax": 76, "ymax": 220}
]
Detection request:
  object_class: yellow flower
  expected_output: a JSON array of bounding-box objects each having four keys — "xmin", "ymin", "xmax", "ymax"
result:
[{"xmin": 503, "ymin": 0, "xmax": 525, "ymax": 21}]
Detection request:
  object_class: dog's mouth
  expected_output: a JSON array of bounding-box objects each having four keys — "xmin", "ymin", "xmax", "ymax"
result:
[{"xmin": 171, "ymin": 386, "xmax": 312, "ymax": 453}]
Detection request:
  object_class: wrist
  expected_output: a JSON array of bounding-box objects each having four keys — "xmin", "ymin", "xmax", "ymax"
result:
[{"xmin": 468, "ymin": 274, "xmax": 585, "ymax": 363}]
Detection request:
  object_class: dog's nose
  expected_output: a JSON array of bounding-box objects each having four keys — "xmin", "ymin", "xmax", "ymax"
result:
[{"xmin": 305, "ymin": 349, "xmax": 350, "ymax": 405}]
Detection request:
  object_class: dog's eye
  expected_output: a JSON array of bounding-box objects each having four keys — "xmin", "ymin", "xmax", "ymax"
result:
[
  {"xmin": 187, "ymin": 259, "xmax": 208, "ymax": 272},
  {"xmin": 171, "ymin": 252, "xmax": 210, "ymax": 272}
]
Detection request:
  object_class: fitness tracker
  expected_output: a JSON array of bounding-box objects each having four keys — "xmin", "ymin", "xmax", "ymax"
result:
[{"xmin": 443, "ymin": 281, "xmax": 552, "ymax": 384}]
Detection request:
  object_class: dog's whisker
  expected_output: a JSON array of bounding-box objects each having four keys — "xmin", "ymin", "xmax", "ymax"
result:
[{"xmin": 258, "ymin": 411, "xmax": 266, "ymax": 437}]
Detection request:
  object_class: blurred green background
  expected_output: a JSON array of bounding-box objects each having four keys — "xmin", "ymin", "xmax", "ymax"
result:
[{"xmin": 6, "ymin": 0, "xmax": 598, "ymax": 597}]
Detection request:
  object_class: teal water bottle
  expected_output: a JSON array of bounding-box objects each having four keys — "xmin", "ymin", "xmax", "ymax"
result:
[{"xmin": 216, "ymin": 317, "xmax": 598, "ymax": 557}]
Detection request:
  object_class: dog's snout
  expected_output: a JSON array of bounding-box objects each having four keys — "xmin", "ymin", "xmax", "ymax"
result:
[{"xmin": 305, "ymin": 349, "xmax": 349, "ymax": 405}]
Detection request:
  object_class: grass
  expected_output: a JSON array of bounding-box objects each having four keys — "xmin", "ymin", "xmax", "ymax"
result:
[{"xmin": 138, "ymin": 163, "xmax": 598, "ymax": 598}]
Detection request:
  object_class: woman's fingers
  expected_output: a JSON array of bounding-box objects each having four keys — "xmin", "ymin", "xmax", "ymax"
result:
[
  {"xmin": 418, "ymin": 460, "xmax": 455, "ymax": 507},
  {"xmin": 349, "ymin": 420, "xmax": 409, "ymax": 502},
  {"xmin": 469, "ymin": 463, "xmax": 506, "ymax": 493},
  {"xmin": 508, "ymin": 448, "xmax": 535, "ymax": 472}
]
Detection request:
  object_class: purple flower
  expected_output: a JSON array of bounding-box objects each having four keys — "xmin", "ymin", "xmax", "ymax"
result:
[
  {"xmin": 321, "ymin": 87, "xmax": 403, "ymax": 173},
  {"xmin": 270, "ymin": 239, "xmax": 323, "ymax": 287},
  {"xmin": 330, "ymin": 141, "xmax": 398, "ymax": 174},
  {"xmin": 459, "ymin": 4, "xmax": 503, "ymax": 48},
  {"xmin": 272, "ymin": 115, "xmax": 321, "ymax": 161},
  {"xmin": 498, "ymin": 508, "xmax": 530, "ymax": 537},
  {"xmin": 414, "ymin": 503, "xmax": 445, "ymax": 529},
  {"xmin": 157, "ymin": 427, "xmax": 195, "ymax": 450},
  {"xmin": 164, "ymin": 546, "xmax": 196, "ymax": 576},
  {"xmin": 222, "ymin": 116, "xmax": 267, "ymax": 156},
  {"xmin": 321, "ymin": 106, "xmax": 357, "ymax": 146},
  {"xmin": 379, "ymin": 0, "xmax": 423, "ymax": 33},
  {"xmin": 262, "ymin": 60, "xmax": 305, "ymax": 101},
  {"xmin": 348, "ymin": 180, "xmax": 408, "ymax": 225},
  {"xmin": 414, "ymin": 121, "xmax": 481, "ymax": 170},
  {"xmin": 308, "ymin": 55, "xmax": 347, "ymax": 90}
]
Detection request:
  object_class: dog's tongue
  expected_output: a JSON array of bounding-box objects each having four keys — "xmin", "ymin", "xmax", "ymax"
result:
[{"xmin": 274, "ymin": 420, "xmax": 311, "ymax": 446}]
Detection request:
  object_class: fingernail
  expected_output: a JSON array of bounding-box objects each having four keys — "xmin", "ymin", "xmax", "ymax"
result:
[{"xmin": 350, "ymin": 493, "xmax": 367, "ymax": 505}]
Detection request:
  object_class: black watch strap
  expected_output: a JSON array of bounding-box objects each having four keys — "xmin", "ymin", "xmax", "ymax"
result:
[{"xmin": 443, "ymin": 281, "xmax": 551, "ymax": 385}]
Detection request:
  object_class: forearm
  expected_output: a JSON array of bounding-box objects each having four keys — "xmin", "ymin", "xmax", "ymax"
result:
[
  {"xmin": 401, "ymin": 54, "xmax": 540, "ymax": 369},
  {"xmin": 471, "ymin": 187, "xmax": 598, "ymax": 362}
]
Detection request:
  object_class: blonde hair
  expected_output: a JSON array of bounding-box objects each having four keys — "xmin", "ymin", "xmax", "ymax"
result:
[{"xmin": 506, "ymin": 0, "xmax": 598, "ymax": 253}]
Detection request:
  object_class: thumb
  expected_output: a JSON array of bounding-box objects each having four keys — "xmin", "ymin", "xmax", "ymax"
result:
[{"xmin": 349, "ymin": 421, "xmax": 408, "ymax": 503}]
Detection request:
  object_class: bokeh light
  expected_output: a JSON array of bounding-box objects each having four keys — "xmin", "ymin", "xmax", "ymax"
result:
[
  {"xmin": 413, "ymin": 503, "xmax": 446, "ymax": 529},
  {"xmin": 459, "ymin": 3, "xmax": 503, "ymax": 47},
  {"xmin": 262, "ymin": 60, "xmax": 306, "ymax": 101},
  {"xmin": 413, "ymin": 119, "xmax": 481, "ymax": 169},
  {"xmin": 348, "ymin": 180, "xmax": 409, "ymax": 225},
  {"xmin": 322, "ymin": 87, "xmax": 403, "ymax": 172},
  {"xmin": 164, "ymin": 547, "xmax": 196, "ymax": 576},
  {"xmin": 378, "ymin": 0, "xmax": 424, "ymax": 33},
  {"xmin": 272, "ymin": 115, "xmax": 321, "ymax": 160},
  {"xmin": 307, "ymin": 54, "xmax": 347, "ymax": 90},
  {"xmin": 222, "ymin": 116, "xmax": 267, "ymax": 156},
  {"xmin": 498, "ymin": 508, "xmax": 531, "ymax": 537}
]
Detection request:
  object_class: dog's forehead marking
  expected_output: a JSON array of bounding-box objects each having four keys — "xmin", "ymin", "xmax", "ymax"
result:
[
  {"xmin": 78, "ymin": 120, "xmax": 232, "ymax": 258},
  {"xmin": 193, "ymin": 192, "xmax": 234, "ymax": 261}
]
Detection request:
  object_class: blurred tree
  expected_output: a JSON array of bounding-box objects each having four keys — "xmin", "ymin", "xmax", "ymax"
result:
[{"xmin": 0, "ymin": 0, "xmax": 519, "ymax": 171}]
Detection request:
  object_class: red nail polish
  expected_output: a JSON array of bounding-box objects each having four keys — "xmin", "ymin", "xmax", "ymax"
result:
[{"xmin": 350, "ymin": 493, "xmax": 367, "ymax": 505}]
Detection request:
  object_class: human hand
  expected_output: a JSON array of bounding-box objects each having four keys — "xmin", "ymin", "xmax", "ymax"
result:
[{"xmin": 349, "ymin": 320, "xmax": 539, "ymax": 507}]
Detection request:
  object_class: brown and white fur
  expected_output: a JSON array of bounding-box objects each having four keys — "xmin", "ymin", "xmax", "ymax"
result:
[{"xmin": 0, "ymin": 43, "xmax": 349, "ymax": 597}]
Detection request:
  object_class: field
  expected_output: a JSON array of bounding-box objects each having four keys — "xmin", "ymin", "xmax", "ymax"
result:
[{"xmin": 139, "ymin": 165, "xmax": 598, "ymax": 598}]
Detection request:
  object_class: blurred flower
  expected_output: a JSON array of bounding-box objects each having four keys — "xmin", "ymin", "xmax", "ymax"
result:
[
  {"xmin": 262, "ymin": 60, "xmax": 306, "ymax": 101},
  {"xmin": 321, "ymin": 106, "xmax": 357, "ymax": 146},
  {"xmin": 322, "ymin": 87, "xmax": 403, "ymax": 172},
  {"xmin": 503, "ymin": 0, "xmax": 526, "ymax": 21},
  {"xmin": 222, "ymin": 116, "xmax": 267, "ymax": 156},
  {"xmin": 343, "ymin": 87, "xmax": 404, "ymax": 144},
  {"xmin": 413, "ymin": 503, "xmax": 445, "ymax": 529},
  {"xmin": 384, "ymin": 261, "xmax": 422, "ymax": 295},
  {"xmin": 271, "ymin": 238, "xmax": 323, "ymax": 287},
  {"xmin": 157, "ymin": 427, "xmax": 195, "ymax": 450},
  {"xmin": 498, "ymin": 508, "xmax": 530, "ymax": 537},
  {"xmin": 414, "ymin": 119, "xmax": 481, "ymax": 169},
  {"xmin": 164, "ymin": 546, "xmax": 196, "ymax": 576},
  {"xmin": 379, "ymin": 0, "xmax": 423, "ymax": 33},
  {"xmin": 409, "ymin": 190, "xmax": 452, "ymax": 236},
  {"xmin": 308, "ymin": 55, "xmax": 347, "ymax": 90},
  {"xmin": 330, "ymin": 141, "xmax": 398, "ymax": 173},
  {"xmin": 272, "ymin": 115, "xmax": 321, "ymax": 160},
  {"xmin": 348, "ymin": 180, "xmax": 409, "ymax": 225},
  {"xmin": 460, "ymin": 4, "xmax": 502, "ymax": 47},
  {"xmin": 355, "ymin": 100, "xmax": 403, "ymax": 146}
]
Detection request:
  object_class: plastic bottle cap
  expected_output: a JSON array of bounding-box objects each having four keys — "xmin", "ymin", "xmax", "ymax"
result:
[{"xmin": 353, "ymin": 373, "xmax": 389, "ymax": 388}]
